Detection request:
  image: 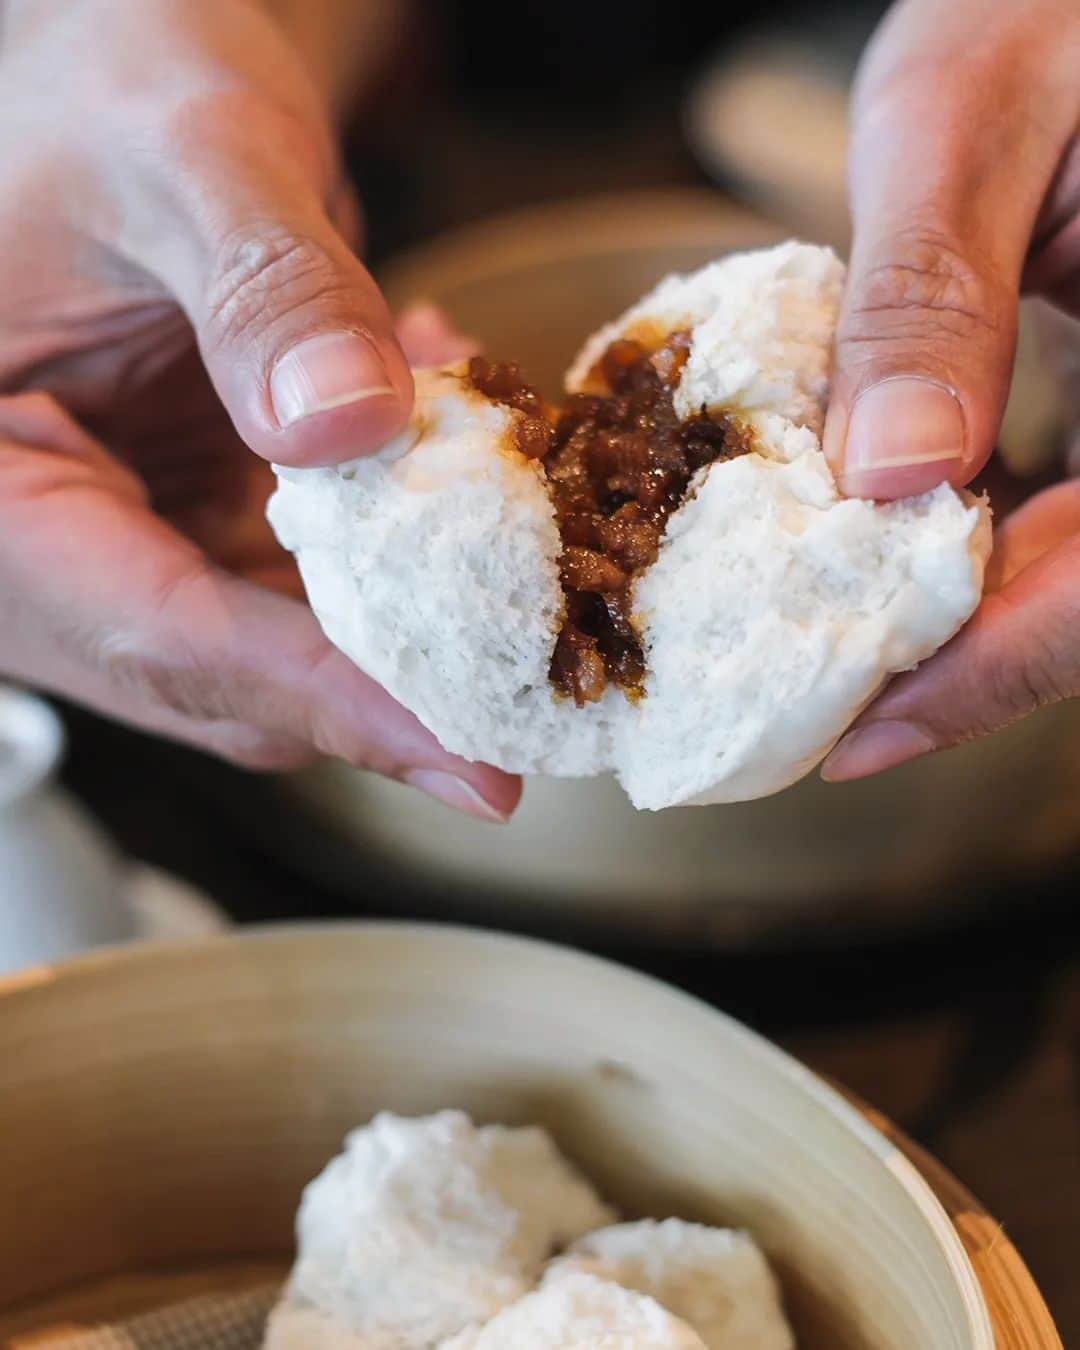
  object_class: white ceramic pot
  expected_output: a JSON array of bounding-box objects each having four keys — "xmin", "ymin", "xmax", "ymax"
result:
[{"xmin": 0, "ymin": 685, "xmax": 135, "ymax": 974}]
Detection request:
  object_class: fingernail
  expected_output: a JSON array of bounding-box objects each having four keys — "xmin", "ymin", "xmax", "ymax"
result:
[
  {"xmin": 405, "ymin": 769, "xmax": 509, "ymax": 823},
  {"xmin": 821, "ymin": 721, "xmax": 936, "ymax": 782},
  {"xmin": 841, "ymin": 378, "xmax": 965, "ymax": 496},
  {"xmin": 271, "ymin": 332, "xmax": 398, "ymax": 428}
]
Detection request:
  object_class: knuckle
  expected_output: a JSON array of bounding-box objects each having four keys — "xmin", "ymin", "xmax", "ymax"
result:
[
  {"xmin": 151, "ymin": 85, "xmax": 285, "ymax": 173},
  {"xmin": 99, "ymin": 563, "xmax": 226, "ymax": 721},
  {"xmin": 203, "ymin": 226, "xmax": 350, "ymax": 351},
  {"xmin": 978, "ymin": 593, "xmax": 1080, "ymax": 723},
  {"xmin": 103, "ymin": 636, "xmax": 220, "ymax": 721},
  {"xmin": 2, "ymin": 390, "xmax": 63, "ymax": 420},
  {"xmin": 0, "ymin": 390, "xmax": 69, "ymax": 438},
  {"xmin": 1025, "ymin": 632, "xmax": 1080, "ymax": 710},
  {"xmin": 152, "ymin": 83, "xmax": 327, "ymax": 176},
  {"xmin": 843, "ymin": 230, "xmax": 1007, "ymax": 350},
  {"xmin": 985, "ymin": 653, "xmax": 1044, "ymax": 723},
  {"xmin": 154, "ymin": 86, "xmax": 253, "ymax": 150}
]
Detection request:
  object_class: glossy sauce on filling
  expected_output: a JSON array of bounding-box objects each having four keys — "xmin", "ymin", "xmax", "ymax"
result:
[{"xmin": 469, "ymin": 335, "xmax": 752, "ymax": 706}]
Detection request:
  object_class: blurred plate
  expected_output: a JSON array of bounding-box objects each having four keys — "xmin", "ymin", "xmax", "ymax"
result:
[{"xmin": 686, "ymin": 40, "xmax": 852, "ymax": 249}]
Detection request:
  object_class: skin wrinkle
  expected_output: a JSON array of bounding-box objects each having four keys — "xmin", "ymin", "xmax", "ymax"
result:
[
  {"xmin": 837, "ymin": 312, "xmax": 998, "ymax": 346},
  {"xmin": 837, "ymin": 236, "xmax": 1015, "ymax": 393},
  {"xmin": 852, "ymin": 229, "xmax": 1011, "ymax": 313},
  {"xmin": 847, "ymin": 270, "xmax": 1003, "ymax": 333},
  {"xmin": 203, "ymin": 234, "xmax": 346, "ymax": 349},
  {"xmin": 133, "ymin": 558, "xmax": 306, "ymax": 727}
]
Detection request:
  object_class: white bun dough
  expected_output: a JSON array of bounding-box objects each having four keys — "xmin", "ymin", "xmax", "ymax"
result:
[
  {"xmin": 545, "ymin": 1220, "xmax": 794, "ymax": 1350},
  {"xmin": 272, "ymin": 1112, "xmax": 613, "ymax": 1347},
  {"xmin": 262, "ymin": 1116, "xmax": 797, "ymax": 1350},
  {"xmin": 268, "ymin": 243, "xmax": 990, "ymax": 809},
  {"xmin": 567, "ymin": 239, "xmax": 841, "ymax": 434},
  {"xmin": 439, "ymin": 1273, "xmax": 707, "ymax": 1349}
]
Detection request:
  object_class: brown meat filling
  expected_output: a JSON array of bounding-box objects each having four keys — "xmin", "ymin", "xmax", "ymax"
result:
[{"xmin": 469, "ymin": 335, "xmax": 752, "ymax": 706}]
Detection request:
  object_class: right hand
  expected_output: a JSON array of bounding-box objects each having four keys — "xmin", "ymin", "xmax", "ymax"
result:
[
  {"xmin": 821, "ymin": 0, "xmax": 1080, "ymax": 785},
  {"xmin": 0, "ymin": 0, "xmax": 518, "ymax": 822}
]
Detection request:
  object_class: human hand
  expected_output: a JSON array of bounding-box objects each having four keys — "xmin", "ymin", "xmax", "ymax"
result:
[
  {"xmin": 821, "ymin": 0, "xmax": 1080, "ymax": 782},
  {"xmin": 0, "ymin": 0, "xmax": 518, "ymax": 821}
]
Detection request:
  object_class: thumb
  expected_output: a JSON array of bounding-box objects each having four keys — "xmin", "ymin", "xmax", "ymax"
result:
[
  {"xmin": 127, "ymin": 93, "xmax": 413, "ymax": 468},
  {"xmin": 825, "ymin": 0, "xmax": 1076, "ymax": 501}
]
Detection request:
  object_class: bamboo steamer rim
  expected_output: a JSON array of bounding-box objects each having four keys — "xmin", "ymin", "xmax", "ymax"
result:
[
  {"xmin": 377, "ymin": 188, "xmax": 790, "ymax": 303},
  {"xmin": 832, "ymin": 1086, "xmax": 1062, "ymax": 1350},
  {"xmin": 0, "ymin": 924, "xmax": 1061, "ymax": 1348}
]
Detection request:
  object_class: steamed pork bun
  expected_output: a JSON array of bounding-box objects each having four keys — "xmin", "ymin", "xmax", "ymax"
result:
[
  {"xmin": 266, "ymin": 1112, "xmax": 613, "ymax": 1348},
  {"xmin": 262, "ymin": 1112, "xmax": 799, "ymax": 1350},
  {"xmin": 440, "ymin": 1272, "xmax": 707, "ymax": 1349},
  {"xmin": 268, "ymin": 242, "xmax": 990, "ymax": 810},
  {"xmin": 545, "ymin": 1220, "xmax": 794, "ymax": 1350}
]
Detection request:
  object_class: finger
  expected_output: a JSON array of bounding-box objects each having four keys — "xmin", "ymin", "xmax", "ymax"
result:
[
  {"xmin": 193, "ymin": 722, "xmax": 317, "ymax": 773},
  {"xmin": 395, "ymin": 302, "xmax": 481, "ymax": 366},
  {"xmin": 0, "ymin": 395, "xmax": 519, "ymax": 821},
  {"xmin": 821, "ymin": 533, "xmax": 1080, "ymax": 782},
  {"xmin": 1024, "ymin": 144, "xmax": 1080, "ymax": 316},
  {"xmin": 0, "ymin": 390, "xmax": 149, "ymax": 503},
  {"xmin": 11, "ymin": 624, "xmax": 323, "ymax": 772},
  {"xmin": 825, "ymin": 0, "xmax": 1080, "ymax": 500},
  {"xmin": 121, "ymin": 89, "xmax": 412, "ymax": 468},
  {"xmin": 984, "ymin": 479, "xmax": 1080, "ymax": 590},
  {"xmin": 329, "ymin": 179, "xmax": 366, "ymax": 254}
]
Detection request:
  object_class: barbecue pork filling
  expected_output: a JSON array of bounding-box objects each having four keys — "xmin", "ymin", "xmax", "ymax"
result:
[{"xmin": 469, "ymin": 334, "xmax": 753, "ymax": 706}]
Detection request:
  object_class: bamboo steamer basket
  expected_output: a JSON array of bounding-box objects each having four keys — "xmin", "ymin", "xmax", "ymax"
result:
[
  {"xmin": 0, "ymin": 926, "xmax": 1061, "ymax": 1348},
  {"xmin": 275, "ymin": 191, "xmax": 1080, "ymax": 940}
]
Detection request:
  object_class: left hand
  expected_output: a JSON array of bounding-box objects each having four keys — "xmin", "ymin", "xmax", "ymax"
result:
[
  {"xmin": 0, "ymin": 305, "xmax": 515, "ymax": 820},
  {"xmin": 0, "ymin": 0, "xmax": 519, "ymax": 822},
  {"xmin": 820, "ymin": 0, "xmax": 1080, "ymax": 782}
]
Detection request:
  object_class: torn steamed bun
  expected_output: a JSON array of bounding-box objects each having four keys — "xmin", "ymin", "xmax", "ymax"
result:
[
  {"xmin": 270, "ymin": 367, "xmax": 616, "ymax": 777},
  {"xmin": 269, "ymin": 1111, "xmax": 614, "ymax": 1348},
  {"xmin": 268, "ymin": 241, "xmax": 991, "ymax": 810},
  {"xmin": 545, "ymin": 1220, "xmax": 794, "ymax": 1350},
  {"xmin": 566, "ymin": 238, "xmax": 843, "ymax": 433},
  {"xmin": 438, "ymin": 1272, "xmax": 707, "ymax": 1349}
]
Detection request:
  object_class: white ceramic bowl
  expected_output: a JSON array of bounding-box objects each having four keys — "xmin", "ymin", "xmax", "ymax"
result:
[
  {"xmin": 0, "ymin": 685, "xmax": 134, "ymax": 973},
  {"xmin": 0, "ymin": 926, "xmax": 1059, "ymax": 1347}
]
